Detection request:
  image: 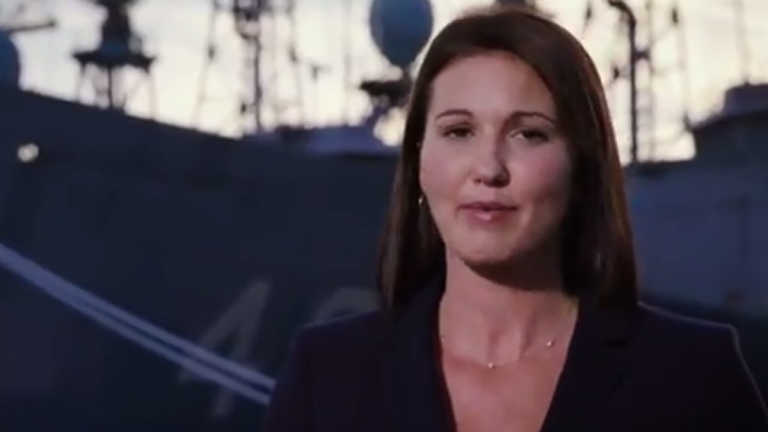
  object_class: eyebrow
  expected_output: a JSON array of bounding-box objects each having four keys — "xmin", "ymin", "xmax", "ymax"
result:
[{"xmin": 434, "ymin": 108, "xmax": 556, "ymax": 125}]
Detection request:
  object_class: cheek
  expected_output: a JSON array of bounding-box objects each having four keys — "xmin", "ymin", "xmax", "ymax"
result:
[
  {"xmin": 515, "ymin": 150, "xmax": 572, "ymax": 217},
  {"xmin": 418, "ymin": 144, "xmax": 465, "ymax": 203}
]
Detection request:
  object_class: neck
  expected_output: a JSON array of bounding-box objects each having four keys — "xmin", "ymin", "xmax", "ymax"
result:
[{"xmin": 438, "ymin": 253, "xmax": 577, "ymax": 363}]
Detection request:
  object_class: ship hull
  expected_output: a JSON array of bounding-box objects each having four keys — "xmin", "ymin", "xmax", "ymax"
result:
[{"xmin": 0, "ymin": 87, "xmax": 765, "ymax": 431}]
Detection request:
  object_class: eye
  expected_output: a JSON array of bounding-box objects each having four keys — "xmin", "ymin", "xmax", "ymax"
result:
[
  {"xmin": 518, "ymin": 128, "xmax": 550, "ymax": 143},
  {"xmin": 442, "ymin": 126, "xmax": 474, "ymax": 139}
]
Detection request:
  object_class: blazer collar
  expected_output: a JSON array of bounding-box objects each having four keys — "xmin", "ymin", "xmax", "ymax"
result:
[
  {"xmin": 383, "ymin": 275, "xmax": 639, "ymax": 432},
  {"xmin": 384, "ymin": 274, "xmax": 454, "ymax": 432},
  {"xmin": 539, "ymin": 290, "xmax": 639, "ymax": 432}
]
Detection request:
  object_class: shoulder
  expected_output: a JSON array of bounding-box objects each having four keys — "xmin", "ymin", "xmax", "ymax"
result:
[
  {"xmin": 263, "ymin": 311, "xmax": 388, "ymax": 430},
  {"xmin": 624, "ymin": 303, "xmax": 745, "ymax": 382},
  {"xmin": 634, "ymin": 304, "xmax": 768, "ymax": 427},
  {"xmin": 269, "ymin": 310, "xmax": 388, "ymax": 400},
  {"xmin": 634, "ymin": 302, "xmax": 737, "ymax": 353},
  {"xmin": 290, "ymin": 309, "xmax": 389, "ymax": 365},
  {"xmin": 297, "ymin": 309, "xmax": 388, "ymax": 343}
]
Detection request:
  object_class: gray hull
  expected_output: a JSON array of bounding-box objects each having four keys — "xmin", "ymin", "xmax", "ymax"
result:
[{"xmin": 0, "ymin": 87, "xmax": 764, "ymax": 431}]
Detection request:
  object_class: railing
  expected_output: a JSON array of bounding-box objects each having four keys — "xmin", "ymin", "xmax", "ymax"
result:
[{"xmin": 0, "ymin": 241, "xmax": 275, "ymax": 406}]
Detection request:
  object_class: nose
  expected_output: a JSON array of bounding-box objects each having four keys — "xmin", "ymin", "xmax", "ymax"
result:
[{"xmin": 470, "ymin": 140, "xmax": 509, "ymax": 187}]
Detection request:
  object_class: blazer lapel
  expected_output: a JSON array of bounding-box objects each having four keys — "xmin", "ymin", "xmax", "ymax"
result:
[
  {"xmin": 540, "ymin": 296, "xmax": 639, "ymax": 432},
  {"xmin": 383, "ymin": 277, "xmax": 455, "ymax": 432},
  {"xmin": 380, "ymin": 277, "xmax": 639, "ymax": 432}
]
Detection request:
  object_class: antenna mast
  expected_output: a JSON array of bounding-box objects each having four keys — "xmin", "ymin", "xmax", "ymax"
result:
[
  {"xmin": 193, "ymin": 0, "xmax": 377, "ymax": 137},
  {"xmin": 598, "ymin": 0, "xmax": 689, "ymax": 163},
  {"xmin": 73, "ymin": 0, "xmax": 156, "ymax": 113},
  {"xmin": 232, "ymin": 0, "xmax": 304, "ymax": 133},
  {"xmin": 733, "ymin": 0, "xmax": 751, "ymax": 84}
]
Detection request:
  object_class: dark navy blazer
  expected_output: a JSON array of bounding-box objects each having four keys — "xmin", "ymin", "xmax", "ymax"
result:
[{"xmin": 262, "ymin": 280, "xmax": 768, "ymax": 432}]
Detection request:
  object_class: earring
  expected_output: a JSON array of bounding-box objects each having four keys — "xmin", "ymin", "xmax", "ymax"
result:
[{"xmin": 418, "ymin": 195, "xmax": 424, "ymax": 206}]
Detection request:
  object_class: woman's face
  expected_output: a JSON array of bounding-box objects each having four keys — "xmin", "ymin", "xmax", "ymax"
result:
[{"xmin": 419, "ymin": 52, "xmax": 572, "ymax": 269}]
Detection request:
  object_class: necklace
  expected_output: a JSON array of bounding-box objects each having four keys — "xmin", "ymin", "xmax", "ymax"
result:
[
  {"xmin": 438, "ymin": 305, "xmax": 576, "ymax": 370},
  {"xmin": 439, "ymin": 335, "xmax": 557, "ymax": 369}
]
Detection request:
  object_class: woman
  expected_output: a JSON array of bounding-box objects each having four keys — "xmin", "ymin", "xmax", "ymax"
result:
[{"xmin": 263, "ymin": 5, "xmax": 768, "ymax": 432}]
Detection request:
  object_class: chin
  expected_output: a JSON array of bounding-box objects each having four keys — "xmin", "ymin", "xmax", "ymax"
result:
[
  {"xmin": 456, "ymin": 244, "xmax": 520, "ymax": 268},
  {"xmin": 451, "ymin": 232, "xmax": 544, "ymax": 271}
]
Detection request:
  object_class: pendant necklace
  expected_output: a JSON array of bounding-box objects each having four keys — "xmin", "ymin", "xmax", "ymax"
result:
[
  {"xmin": 439, "ymin": 335, "xmax": 558, "ymax": 369},
  {"xmin": 439, "ymin": 306, "xmax": 575, "ymax": 370}
]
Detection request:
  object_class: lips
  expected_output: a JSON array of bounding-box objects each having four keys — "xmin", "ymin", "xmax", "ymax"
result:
[{"xmin": 459, "ymin": 201, "xmax": 518, "ymax": 223}]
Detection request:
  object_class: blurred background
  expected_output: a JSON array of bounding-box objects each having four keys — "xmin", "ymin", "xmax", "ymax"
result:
[{"xmin": 0, "ymin": 0, "xmax": 766, "ymax": 430}]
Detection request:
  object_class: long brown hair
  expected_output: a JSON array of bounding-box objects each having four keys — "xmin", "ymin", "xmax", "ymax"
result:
[{"xmin": 376, "ymin": 4, "xmax": 638, "ymax": 312}]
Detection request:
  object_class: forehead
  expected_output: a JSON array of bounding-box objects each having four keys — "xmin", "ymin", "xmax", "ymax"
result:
[{"xmin": 428, "ymin": 52, "xmax": 556, "ymax": 118}]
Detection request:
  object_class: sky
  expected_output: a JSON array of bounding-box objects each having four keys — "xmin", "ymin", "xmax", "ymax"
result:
[{"xmin": 8, "ymin": 0, "xmax": 768, "ymax": 162}]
